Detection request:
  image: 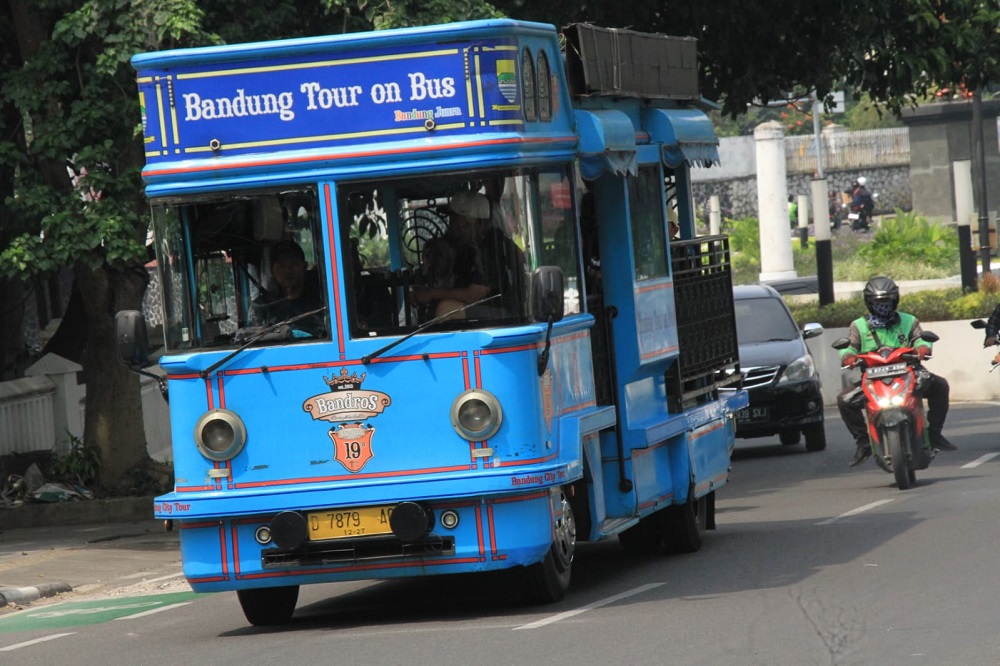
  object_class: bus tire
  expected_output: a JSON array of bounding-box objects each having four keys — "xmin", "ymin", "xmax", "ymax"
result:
[
  {"xmin": 664, "ymin": 492, "xmax": 708, "ymax": 554},
  {"xmin": 237, "ymin": 585, "xmax": 299, "ymax": 626},
  {"xmin": 525, "ymin": 489, "xmax": 575, "ymax": 604}
]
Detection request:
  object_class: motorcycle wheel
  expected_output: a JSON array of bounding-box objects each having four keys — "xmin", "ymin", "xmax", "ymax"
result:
[{"xmin": 884, "ymin": 429, "xmax": 913, "ymax": 490}]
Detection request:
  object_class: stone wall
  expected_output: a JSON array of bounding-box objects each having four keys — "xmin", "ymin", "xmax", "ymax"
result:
[{"xmin": 691, "ymin": 165, "xmax": 911, "ymax": 222}]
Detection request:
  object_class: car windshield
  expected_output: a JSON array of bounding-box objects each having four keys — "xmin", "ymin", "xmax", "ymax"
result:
[{"xmin": 734, "ymin": 296, "xmax": 800, "ymax": 344}]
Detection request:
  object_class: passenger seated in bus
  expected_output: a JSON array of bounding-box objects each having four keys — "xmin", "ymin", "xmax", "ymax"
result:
[
  {"xmin": 410, "ymin": 190, "xmax": 523, "ymax": 321},
  {"xmin": 253, "ymin": 239, "xmax": 326, "ymax": 336}
]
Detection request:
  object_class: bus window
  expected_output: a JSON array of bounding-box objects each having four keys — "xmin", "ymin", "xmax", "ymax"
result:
[
  {"xmin": 340, "ymin": 168, "xmax": 578, "ymax": 336},
  {"xmin": 629, "ymin": 165, "xmax": 668, "ymax": 281},
  {"xmin": 151, "ymin": 189, "xmax": 327, "ymax": 351},
  {"xmin": 539, "ymin": 171, "xmax": 581, "ymax": 315}
]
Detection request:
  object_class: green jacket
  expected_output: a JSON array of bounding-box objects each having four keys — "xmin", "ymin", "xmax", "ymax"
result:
[{"xmin": 840, "ymin": 311, "xmax": 931, "ymax": 359}]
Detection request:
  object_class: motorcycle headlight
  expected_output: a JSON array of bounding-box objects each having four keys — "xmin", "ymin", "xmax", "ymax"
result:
[
  {"xmin": 193, "ymin": 409, "xmax": 247, "ymax": 461},
  {"xmin": 451, "ymin": 389, "xmax": 503, "ymax": 441},
  {"xmin": 777, "ymin": 354, "xmax": 816, "ymax": 384}
]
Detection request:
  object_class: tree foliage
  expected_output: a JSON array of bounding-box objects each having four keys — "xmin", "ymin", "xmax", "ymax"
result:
[
  {"xmin": 2, "ymin": 0, "xmax": 999, "ymax": 490},
  {"xmin": 492, "ymin": 0, "xmax": 1000, "ymax": 118}
]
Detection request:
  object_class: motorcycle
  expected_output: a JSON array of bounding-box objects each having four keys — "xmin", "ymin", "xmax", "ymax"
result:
[
  {"xmin": 844, "ymin": 191, "xmax": 878, "ymax": 232},
  {"xmin": 832, "ymin": 331, "xmax": 939, "ymax": 489}
]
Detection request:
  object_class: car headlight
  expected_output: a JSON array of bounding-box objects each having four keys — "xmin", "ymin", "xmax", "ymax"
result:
[
  {"xmin": 450, "ymin": 389, "xmax": 503, "ymax": 441},
  {"xmin": 193, "ymin": 409, "xmax": 247, "ymax": 461},
  {"xmin": 777, "ymin": 354, "xmax": 816, "ymax": 384}
]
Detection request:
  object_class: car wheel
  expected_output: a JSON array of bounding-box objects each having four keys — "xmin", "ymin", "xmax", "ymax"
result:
[
  {"xmin": 803, "ymin": 423, "xmax": 827, "ymax": 452},
  {"xmin": 779, "ymin": 429, "xmax": 801, "ymax": 446}
]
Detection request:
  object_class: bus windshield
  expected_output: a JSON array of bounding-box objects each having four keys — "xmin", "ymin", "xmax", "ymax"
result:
[
  {"xmin": 341, "ymin": 167, "xmax": 580, "ymax": 337},
  {"xmin": 150, "ymin": 188, "xmax": 328, "ymax": 352}
]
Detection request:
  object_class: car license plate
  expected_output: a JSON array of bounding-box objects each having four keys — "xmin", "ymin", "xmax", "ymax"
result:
[
  {"xmin": 865, "ymin": 362, "xmax": 907, "ymax": 379},
  {"xmin": 307, "ymin": 505, "xmax": 395, "ymax": 540},
  {"xmin": 736, "ymin": 406, "xmax": 769, "ymax": 424}
]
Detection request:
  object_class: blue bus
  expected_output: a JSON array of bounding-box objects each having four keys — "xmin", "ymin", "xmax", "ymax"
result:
[{"xmin": 117, "ymin": 19, "xmax": 746, "ymax": 626}]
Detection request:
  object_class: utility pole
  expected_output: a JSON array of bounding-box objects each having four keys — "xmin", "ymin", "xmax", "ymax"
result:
[{"xmin": 972, "ymin": 89, "xmax": 992, "ymax": 278}]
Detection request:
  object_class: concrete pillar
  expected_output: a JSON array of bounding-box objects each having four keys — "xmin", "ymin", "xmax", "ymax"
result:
[
  {"xmin": 796, "ymin": 193, "xmax": 809, "ymax": 248},
  {"xmin": 953, "ymin": 159, "xmax": 974, "ymax": 226},
  {"xmin": 812, "ymin": 178, "xmax": 835, "ymax": 305},
  {"xmin": 25, "ymin": 353, "xmax": 84, "ymax": 454},
  {"xmin": 709, "ymin": 195, "xmax": 721, "ymax": 235},
  {"xmin": 754, "ymin": 121, "xmax": 796, "ymax": 281},
  {"xmin": 954, "ymin": 159, "xmax": 978, "ymax": 290}
]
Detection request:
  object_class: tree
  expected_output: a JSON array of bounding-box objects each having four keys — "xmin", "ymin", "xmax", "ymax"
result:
[
  {"xmin": 0, "ymin": 0, "xmax": 501, "ymax": 491},
  {"xmin": 492, "ymin": 0, "xmax": 1000, "ymax": 118}
]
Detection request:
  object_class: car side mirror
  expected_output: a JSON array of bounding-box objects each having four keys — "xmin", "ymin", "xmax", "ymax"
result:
[
  {"xmin": 802, "ymin": 322, "xmax": 824, "ymax": 340},
  {"xmin": 531, "ymin": 266, "xmax": 565, "ymax": 323},
  {"xmin": 116, "ymin": 310, "xmax": 150, "ymax": 367}
]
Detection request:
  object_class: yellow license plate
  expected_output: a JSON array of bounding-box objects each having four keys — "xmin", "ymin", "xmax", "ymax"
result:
[{"xmin": 307, "ymin": 505, "xmax": 394, "ymax": 540}]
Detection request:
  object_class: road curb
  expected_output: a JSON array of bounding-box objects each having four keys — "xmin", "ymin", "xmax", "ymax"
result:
[{"xmin": 0, "ymin": 581, "xmax": 73, "ymax": 607}]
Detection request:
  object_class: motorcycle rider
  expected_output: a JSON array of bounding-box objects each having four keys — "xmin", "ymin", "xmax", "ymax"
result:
[
  {"xmin": 982, "ymin": 301, "xmax": 1000, "ymax": 364},
  {"xmin": 838, "ymin": 276, "xmax": 956, "ymax": 467},
  {"xmin": 850, "ymin": 176, "xmax": 875, "ymax": 230}
]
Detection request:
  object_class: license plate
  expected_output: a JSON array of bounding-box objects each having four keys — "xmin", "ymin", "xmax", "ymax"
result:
[
  {"xmin": 847, "ymin": 213, "xmax": 859, "ymax": 220},
  {"xmin": 736, "ymin": 406, "xmax": 770, "ymax": 424},
  {"xmin": 865, "ymin": 362, "xmax": 907, "ymax": 378},
  {"xmin": 307, "ymin": 505, "xmax": 395, "ymax": 540}
]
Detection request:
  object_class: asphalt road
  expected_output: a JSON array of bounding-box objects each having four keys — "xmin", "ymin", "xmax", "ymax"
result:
[{"xmin": 3, "ymin": 403, "xmax": 1000, "ymax": 665}]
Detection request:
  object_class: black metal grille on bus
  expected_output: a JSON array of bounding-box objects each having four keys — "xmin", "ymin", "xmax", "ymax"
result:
[
  {"xmin": 261, "ymin": 534, "xmax": 455, "ymax": 568},
  {"xmin": 668, "ymin": 235, "xmax": 741, "ymax": 412}
]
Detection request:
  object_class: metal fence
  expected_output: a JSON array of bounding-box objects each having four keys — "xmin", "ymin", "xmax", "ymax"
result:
[{"xmin": 786, "ymin": 127, "xmax": 910, "ymax": 174}]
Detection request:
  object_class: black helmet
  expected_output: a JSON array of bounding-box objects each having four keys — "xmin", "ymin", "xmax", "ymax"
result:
[{"xmin": 863, "ymin": 276, "xmax": 899, "ymax": 317}]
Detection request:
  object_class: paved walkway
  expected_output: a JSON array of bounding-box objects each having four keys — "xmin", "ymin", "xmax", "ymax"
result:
[{"xmin": 0, "ymin": 514, "xmax": 184, "ymax": 613}]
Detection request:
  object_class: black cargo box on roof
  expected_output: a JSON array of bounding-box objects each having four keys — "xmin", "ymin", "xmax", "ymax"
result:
[{"xmin": 562, "ymin": 23, "xmax": 699, "ymax": 100}]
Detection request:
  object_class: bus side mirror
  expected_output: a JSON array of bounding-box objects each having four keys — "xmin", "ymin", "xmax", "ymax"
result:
[
  {"xmin": 116, "ymin": 310, "xmax": 150, "ymax": 367},
  {"xmin": 531, "ymin": 266, "xmax": 564, "ymax": 323}
]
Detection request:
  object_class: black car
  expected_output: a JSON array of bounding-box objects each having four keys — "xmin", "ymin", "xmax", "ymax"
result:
[{"xmin": 728, "ymin": 284, "xmax": 826, "ymax": 451}]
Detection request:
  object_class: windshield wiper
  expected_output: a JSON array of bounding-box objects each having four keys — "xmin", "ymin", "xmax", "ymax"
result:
[
  {"xmin": 362, "ymin": 294, "xmax": 500, "ymax": 365},
  {"xmin": 200, "ymin": 306, "xmax": 327, "ymax": 378}
]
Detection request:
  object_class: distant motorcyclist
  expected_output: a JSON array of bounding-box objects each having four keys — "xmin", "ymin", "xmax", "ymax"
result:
[
  {"xmin": 837, "ymin": 276, "xmax": 956, "ymax": 467},
  {"xmin": 849, "ymin": 176, "xmax": 875, "ymax": 230}
]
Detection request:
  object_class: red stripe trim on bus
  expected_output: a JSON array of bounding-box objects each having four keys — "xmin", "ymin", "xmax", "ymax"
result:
[
  {"xmin": 324, "ymin": 184, "xmax": 347, "ymax": 359},
  {"xmin": 237, "ymin": 557, "xmax": 485, "ymax": 579},
  {"xmin": 143, "ymin": 135, "xmax": 576, "ymax": 178},
  {"xmin": 215, "ymin": 464, "xmax": 475, "ymax": 489}
]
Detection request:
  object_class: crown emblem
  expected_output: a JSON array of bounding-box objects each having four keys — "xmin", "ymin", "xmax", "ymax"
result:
[{"xmin": 324, "ymin": 368, "xmax": 366, "ymax": 391}]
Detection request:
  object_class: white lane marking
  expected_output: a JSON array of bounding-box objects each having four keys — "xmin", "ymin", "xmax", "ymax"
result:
[
  {"xmin": 962, "ymin": 453, "xmax": 1000, "ymax": 469},
  {"xmin": 0, "ymin": 633, "xmax": 76, "ymax": 652},
  {"xmin": 114, "ymin": 602, "xmax": 192, "ymax": 621},
  {"xmin": 815, "ymin": 499, "xmax": 895, "ymax": 525},
  {"xmin": 513, "ymin": 583, "xmax": 664, "ymax": 630}
]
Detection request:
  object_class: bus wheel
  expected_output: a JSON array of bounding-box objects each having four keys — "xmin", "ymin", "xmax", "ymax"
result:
[
  {"xmin": 664, "ymin": 492, "xmax": 708, "ymax": 554},
  {"xmin": 526, "ymin": 489, "xmax": 575, "ymax": 604},
  {"xmin": 237, "ymin": 585, "xmax": 299, "ymax": 626}
]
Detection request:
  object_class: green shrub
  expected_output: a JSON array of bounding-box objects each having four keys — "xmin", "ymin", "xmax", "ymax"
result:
[
  {"xmin": 787, "ymin": 287, "xmax": 1000, "ymax": 328},
  {"xmin": 858, "ymin": 210, "xmax": 959, "ymax": 270}
]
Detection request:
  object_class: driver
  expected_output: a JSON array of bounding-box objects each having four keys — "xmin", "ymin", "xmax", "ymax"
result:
[
  {"xmin": 253, "ymin": 239, "xmax": 326, "ymax": 336},
  {"xmin": 837, "ymin": 276, "xmax": 955, "ymax": 467}
]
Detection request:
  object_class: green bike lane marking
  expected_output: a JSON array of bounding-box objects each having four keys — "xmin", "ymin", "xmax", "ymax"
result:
[{"xmin": 0, "ymin": 591, "xmax": 199, "ymax": 635}]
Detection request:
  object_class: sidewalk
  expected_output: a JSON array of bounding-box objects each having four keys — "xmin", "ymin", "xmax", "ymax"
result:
[{"xmin": 0, "ymin": 497, "xmax": 185, "ymax": 612}]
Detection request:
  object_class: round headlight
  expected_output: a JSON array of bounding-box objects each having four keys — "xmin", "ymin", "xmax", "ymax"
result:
[
  {"xmin": 451, "ymin": 389, "xmax": 503, "ymax": 441},
  {"xmin": 193, "ymin": 409, "xmax": 247, "ymax": 461}
]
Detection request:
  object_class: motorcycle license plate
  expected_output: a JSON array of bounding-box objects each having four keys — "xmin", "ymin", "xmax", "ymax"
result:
[
  {"xmin": 307, "ymin": 505, "xmax": 395, "ymax": 540},
  {"xmin": 736, "ymin": 406, "xmax": 770, "ymax": 424},
  {"xmin": 865, "ymin": 362, "xmax": 907, "ymax": 378},
  {"xmin": 847, "ymin": 213, "xmax": 860, "ymax": 220}
]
